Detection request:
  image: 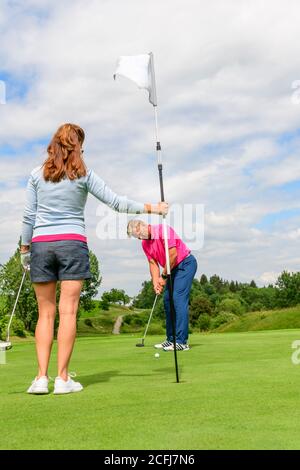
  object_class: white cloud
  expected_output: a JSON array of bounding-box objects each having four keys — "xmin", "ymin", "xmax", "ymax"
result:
[
  {"xmin": 254, "ymin": 154, "xmax": 300, "ymax": 187},
  {"xmin": 259, "ymin": 272, "xmax": 280, "ymax": 286},
  {"xmin": 1, "ymin": 0, "xmax": 300, "ymax": 294}
]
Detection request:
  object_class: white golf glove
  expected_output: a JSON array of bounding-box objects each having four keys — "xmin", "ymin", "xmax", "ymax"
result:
[{"xmin": 20, "ymin": 251, "xmax": 31, "ymax": 271}]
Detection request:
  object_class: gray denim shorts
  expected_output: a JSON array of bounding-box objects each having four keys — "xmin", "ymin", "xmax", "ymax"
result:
[{"xmin": 30, "ymin": 240, "xmax": 92, "ymax": 282}]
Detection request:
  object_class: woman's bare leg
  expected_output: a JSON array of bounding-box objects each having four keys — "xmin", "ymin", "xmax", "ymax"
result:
[
  {"xmin": 33, "ymin": 281, "xmax": 57, "ymax": 378},
  {"xmin": 57, "ymin": 280, "xmax": 83, "ymax": 381}
]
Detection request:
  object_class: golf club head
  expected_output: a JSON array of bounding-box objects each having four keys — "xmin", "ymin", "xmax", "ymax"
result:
[
  {"xmin": 0, "ymin": 341, "xmax": 12, "ymax": 351},
  {"xmin": 136, "ymin": 340, "xmax": 145, "ymax": 347}
]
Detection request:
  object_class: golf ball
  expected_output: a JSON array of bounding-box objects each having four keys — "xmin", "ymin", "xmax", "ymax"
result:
[{"xmin": 155, "ymin": 353, "xmax": 160, "ymax": 358}]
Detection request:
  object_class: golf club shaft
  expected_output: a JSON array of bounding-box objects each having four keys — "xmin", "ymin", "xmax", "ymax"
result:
[
  {"xmin": 142, "ymin": 294, "xmax": 159, "ymax": 341},
  {"xmin": 6, "ymin": 269, "xmax": 27, "ymax": 342}
]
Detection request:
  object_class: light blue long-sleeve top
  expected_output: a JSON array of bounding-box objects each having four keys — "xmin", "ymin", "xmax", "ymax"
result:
[{"xmin": 21, "ymin": 165, "xmax": 145, "ymax": 245}]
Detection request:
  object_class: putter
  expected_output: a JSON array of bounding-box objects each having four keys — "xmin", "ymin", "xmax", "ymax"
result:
[
  {"xmin": 136, "ymin": 294, "xmax": 159, "ymax": 347},
  {"xmin": 0, "ymin": 268, "xmax": 28, "ymax": 351}
]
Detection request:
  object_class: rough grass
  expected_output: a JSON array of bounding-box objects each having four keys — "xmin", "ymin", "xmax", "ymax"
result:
[
  {"xmin": 77, "ymin": 303, "xmax": 163, "ymax": 336},
  {"xmin": 216, "ymin": 306, "xmax": 300, "ymax": 332}
]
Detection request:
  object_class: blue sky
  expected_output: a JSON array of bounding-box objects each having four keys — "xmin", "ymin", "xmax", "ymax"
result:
[
  {"xmin": 0, "ymin": 72, "xmax": 31, "ymax": 101},
  {"xmin": 1, "ymin": 0, "xmax": 300, "ymax": 295},
  {"xmin": 256, "ymin": 208, "xmax": 300, "ymax": 230}
]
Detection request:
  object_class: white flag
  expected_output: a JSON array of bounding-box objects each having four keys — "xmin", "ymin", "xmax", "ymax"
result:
[{"xmin": 114, "ymin": 53, "xmax": 157, "ymax": 106}]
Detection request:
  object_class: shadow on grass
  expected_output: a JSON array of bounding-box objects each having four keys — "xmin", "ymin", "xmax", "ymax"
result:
[
  {"xmin": 7, "ymin": 366, "xmax": 185, "ymax": 394},
  {"xmin": 80, "ymin": 367, "xmax": 177, "ymax": 387}
]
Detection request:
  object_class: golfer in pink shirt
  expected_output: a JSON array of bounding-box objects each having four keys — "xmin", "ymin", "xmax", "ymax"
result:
[{"xmin": 127, "ymin": 221, "xmax": 197, "ymax": 351}]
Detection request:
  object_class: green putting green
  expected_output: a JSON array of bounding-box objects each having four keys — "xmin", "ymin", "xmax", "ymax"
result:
[{"xmin": 1, "ymin": 330, "xmax": 300, "ymax": 450}]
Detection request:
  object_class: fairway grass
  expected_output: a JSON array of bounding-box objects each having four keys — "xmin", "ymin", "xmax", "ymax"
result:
[{"xmin": 1, "ymin": 330, "xmax": 300, "ymax": 450}]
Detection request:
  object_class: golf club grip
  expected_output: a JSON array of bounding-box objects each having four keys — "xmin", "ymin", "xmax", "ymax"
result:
[{"xmin": 158, "ymin": 164, "xmax": 165, "ymax": 202}]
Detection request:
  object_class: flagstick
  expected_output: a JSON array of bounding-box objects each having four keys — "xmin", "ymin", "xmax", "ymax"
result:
[
  {"xmin": 114, "ymin": 52, "xmax": 180, "ymax": 382},
  {"xmin": 154, "ymin": 105, "xmax": 180, "ymax": 384}
]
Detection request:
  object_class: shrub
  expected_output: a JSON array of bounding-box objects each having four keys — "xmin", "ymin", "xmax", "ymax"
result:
[
  {"xmin": 198, "ymin": 314, "xmax": 211, "ymax": 331},
  {"xmin": 147, "ymin": 323, "xmax": 165, "ymax": 335},
  {"xmin": 84, "ymin": 318, "xmax": 93, "ymax": 327},
  {"xmin": 154, "ymin": 297, "xmax": 165, "ymax": 320},
  {"xmin": 99, "ymin": 299, "xmax": 110, "ymax": 311},
  {"xmin": 123, "ymin": 313, "xmax": 148, "ymax": 328},
  {"xmin": 250, "ymin": 302, "xmax": 264, "ymax": 312},
  {"xmin": 211, "ymin": 312, "xmax": 238, "ymax": 329},
  {"xmin": 11, "ymin": 318, "xmax": 26, "ymax": 337},
  {"xmin": 217, "ymin": 298, "xmax": 244, "ymax": 316},
  {"xmin": 0, "ymin": 316, "xmax": 7, "ymax": 340},
  {"xmin": 130, "ymin": 316, "xmax": 144, "ymax": 327},
  {"xmin": 0, "ymin": 316, "xmax": 26, "ymax": 338}
]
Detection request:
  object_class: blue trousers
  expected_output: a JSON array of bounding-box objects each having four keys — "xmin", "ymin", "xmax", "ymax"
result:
[{"xmin": 164, "ymin": 254, "xmax": 197, "ymax": 344}]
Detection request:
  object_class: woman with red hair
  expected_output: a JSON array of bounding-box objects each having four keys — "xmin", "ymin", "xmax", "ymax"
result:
[{"xmin": 20, "ymin": 123, "xmax": 168, "ymax": 395}]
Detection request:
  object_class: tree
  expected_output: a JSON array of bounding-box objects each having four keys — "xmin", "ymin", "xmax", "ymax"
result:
[
  {"xmin": 79, "ymin": 251, "xmax": 102, "ymax": 311},
  {"xmin": 190, "ymin": 296, "xmax": 213, "ymax": 326},
  {"xmin": 239, "ymin": 286, "xmax": 277, "ymax": 311},
  {"xmin": 132, "ymin": 280, "xmax": 156, "ymax": 308},
  {"xmin": 200, "ymin": 274, "xmax": 208, "ymax": 285},
  {"xmin": 210, "ymin": 275, "xmax": 223, "ymax": 292},
  {"xmin": 190, "ymin": 279, "xmax": 204, "ymax": 303},
  {"xmin": 250, "ymin": 280, "xmax": 257, "ymax": 288},
  {"xmin": 209, "ymin": 293, "xmax": 221, "ymax": 306},
  {"xmin": 276, "ymin": 271, "xmax": 300, "ymax": 307},
  {"xmin": 229, "ymin": 281, "xmax": 237, "ymax": 293},
  {"xmin": 0, "ymin": 245, "xmax": 38, "ymax": 332},
  {"xmin": 101, "ymin": 288, "xmax": 130, "ymax": 305}
]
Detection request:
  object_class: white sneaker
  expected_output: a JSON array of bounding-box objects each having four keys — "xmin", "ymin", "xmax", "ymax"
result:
[
  {"xmin": 53, "ymin": 373, "xmax": 83, "ymax": 395},
  {"xmin": 154, "ymin": 340, "xmax": 173, "ymax": 349},
  {"xmin": 27, "ymin": 376, "xmax": 49, "ymax": 394}
]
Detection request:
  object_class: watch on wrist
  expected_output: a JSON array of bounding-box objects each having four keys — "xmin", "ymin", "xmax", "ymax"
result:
[{"xmin": 161, "ymin": 273, "xmax": 168, "ymax": 280}]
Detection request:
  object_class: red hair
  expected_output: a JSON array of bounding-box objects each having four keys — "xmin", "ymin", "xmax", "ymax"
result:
[{"xmin": 43, "ymin": 123, "xmax": 87, "ymax": 182}]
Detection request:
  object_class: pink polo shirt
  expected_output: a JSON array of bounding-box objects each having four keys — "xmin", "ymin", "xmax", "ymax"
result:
[{"xmin": 142, "ymin": 224, "xmax": 190, "ymax": 269}]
